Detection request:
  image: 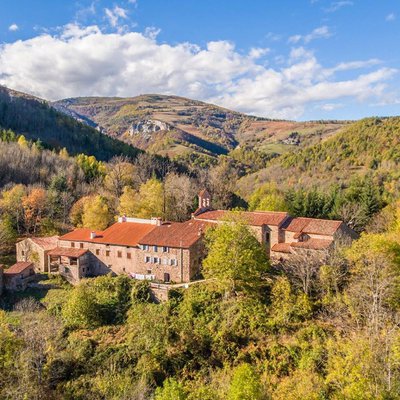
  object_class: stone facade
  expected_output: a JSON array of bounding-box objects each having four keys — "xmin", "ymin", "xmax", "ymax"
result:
[
  {"xmin": 16, "ymin": 237, "xmax": 58, "ymax": 273},
  {"xmin": 3, "ymin": 262, "xmax": 36, "ymax": 291},
  {"xmin": 17, "ymin": 191, "xmax": 356, "ymax": 286}
]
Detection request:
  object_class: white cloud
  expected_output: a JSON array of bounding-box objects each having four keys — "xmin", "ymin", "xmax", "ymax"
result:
[
  {"xmin": 8, "ymin": 24, "xmax": 19, "ymax": 32},
  {"xmin": 144, "ymin": 26, "xmax": 161, "ymax": 40},
  {"xmin": 75, "ymin": 1, "xmax": 97, "ymax": 21},
  {"xmin": 105, "ymin": 5, "xmax": 128, "ymax": 27},
  {"xmin": 0, "ymin": 24, "xmax": 396, "ymax": 119},
  {"xmin": 319, "ymin": 103, "xmax": 343, "ymax": 111},
  {"xmin": 248, "ymin": 47, "xmax": 270, "ymax": 60},
  {"xmin": 325, "ymin": 1, "xmax": 353, "ymax": 13},
  {"xmin": 288, "ymin": 26, "xmax": 332, "ymax": 44},
  {"xmin": 386, "ymin": 13, "xmax": 396, "ymax": 22}
]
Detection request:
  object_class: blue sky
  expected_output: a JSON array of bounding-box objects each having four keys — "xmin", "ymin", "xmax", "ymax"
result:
[{"xmin": 1, "ymin": 0, "xmax": 399, "ymax": 120}]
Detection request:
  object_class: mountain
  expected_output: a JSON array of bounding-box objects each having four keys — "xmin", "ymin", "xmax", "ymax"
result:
[
  {"xmin": 53, "ymin": 95, "xmax": 348, "ymax": 158},
  {"xmin": 237, "ymin": 116, "xmax": 400, "ymax": 195},
  {"xmin": 0, "ymin": 86, "xmax": 141, "ymax": 161}
]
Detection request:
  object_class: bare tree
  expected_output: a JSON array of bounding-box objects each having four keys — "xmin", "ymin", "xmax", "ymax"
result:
[
  {"xmin": 280, "ymin": 250, "xmax": 328, "ymax": 296},
  {"xmin": 104, "ymin": 156, "xmax": 136, "ymax": 199},
  {"xmin": 164, "ymin": 173, "xmax": 197, "ymax": 221}
]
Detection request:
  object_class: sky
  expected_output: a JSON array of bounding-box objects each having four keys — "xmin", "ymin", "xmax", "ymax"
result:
[{"xmin": 0, "ymin": 0, "xmax": 399, "ymax": 120}]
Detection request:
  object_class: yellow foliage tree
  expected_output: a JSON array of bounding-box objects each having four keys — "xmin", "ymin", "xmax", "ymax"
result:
[
  {"xmin": 249, "ymin": 182, "xmax": 288, "ymax": 212},
  {"xmin": 82, "ymin": 195, "xmax": 112, "ymax": 230},
  {"xmin": 118, "ymin": 187, "xmax": 138, "ymax": 217},
  {"xmin": 132, "ymin": 178, "xmax": 164, "ymax": 218},
  {"xmin": 17, "ymin": 135, "xmax": 29, "ymax": 148}
]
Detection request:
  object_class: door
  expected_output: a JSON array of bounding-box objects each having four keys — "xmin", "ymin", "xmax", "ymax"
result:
[{"xmin": 164, "ymin": 273, "xmax": 170, "ymax": 283}]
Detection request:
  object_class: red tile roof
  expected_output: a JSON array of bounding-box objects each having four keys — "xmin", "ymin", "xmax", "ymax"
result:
[
  {"xmin": 47, "ymin": 247, "xmax": 88, "ymax": 258},
  {"xmin": 282, "ymin": 217, "xmax": 342, "ymax": 236},
  {"xmin": 194, "ymin": 210, "xmax": 289, "ymax": 226},
  {"xmin": 30, "ymin": 236, "xmax": 59, "ymax": 250},
  {"xmin": 290, "ymin": 238, "xmax": 333, "ymax": 250},
  {"xmin": 271, "ymin": 243, "xmax": 293, "ymax": 253},
  {"xmin": 271, "ymin": 238, "xmax": 333, "ymax": 253},
  {"xmin": 4, "ymin": 262, "xmax": 34, "ymax": 275},
  {"xmin": 59, "ymin": 222, "xmax": 157, "ymax": 247},
  {"xmin": 198, "ymin": 189, "xmax": 210, "ymax": 197},
  {"xmin": 139, "ymin": 220, "xmax": 211, "ymax": 248}
]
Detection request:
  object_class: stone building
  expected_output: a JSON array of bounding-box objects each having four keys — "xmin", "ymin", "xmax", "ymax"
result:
[
  {"xmin": 3, "ymin": 262, "xmax": 36, "ymax": 291},
  {"xmin": 16, "ymin": 236, "xmax": 59, "ymax": 272},
  {"xmin": 15, "ymin": 190, "xmax": 356, "ymax": 285}
]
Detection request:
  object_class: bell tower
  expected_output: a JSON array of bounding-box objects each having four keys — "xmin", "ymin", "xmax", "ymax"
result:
[{"xmin": 198, "ymin": 189, "xmax": 211, "ymax": 210}]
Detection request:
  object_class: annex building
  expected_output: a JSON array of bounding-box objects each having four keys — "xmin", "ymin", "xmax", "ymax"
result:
[{"xmin": 14, "ymin": 189, "xmax": 356, "ymax": 285}]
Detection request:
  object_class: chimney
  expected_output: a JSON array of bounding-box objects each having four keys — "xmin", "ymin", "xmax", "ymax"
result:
[
  {"xmin": 151, "ymin": 217, "xmax": 162, "ymax": 226},
  {"xmin": 90, "ymin": 231, "xmax": 97, "ymax": 239}
]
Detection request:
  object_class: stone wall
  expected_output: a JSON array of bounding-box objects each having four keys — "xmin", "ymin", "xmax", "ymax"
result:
[{"xmin": 16, "ymin": 239, "xmax": 48, "ymax": 272}]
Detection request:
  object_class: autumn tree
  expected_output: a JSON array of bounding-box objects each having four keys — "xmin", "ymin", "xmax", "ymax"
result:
[
  {"xmin": 227, "ymin": 364, "xmax": 264, "ymax": 400},
  {"xmin": 82, "ymin": 195, "xmax": 112, "ymax": 230},
  {"xmin": 249, "ymin": 182, "xmax": 288, "ymax": 212},
  {"xmin": 0, "ymin": 184, "xmax": 26, "ymax": 233},
  {"xmin": 22, "ymin": 187, "xmax": 48, "ymax": 234},
  {"xmin": 70, "ymin": 196, "xmax": 91, "ymax": 227},
  {"xmin": 104, "ymin": 156, "xmax": 136, "ymax": 198},
  {"xmin": 76, "ymin": 154, "xmax": 106, "ymax": 182},
  {"xmin": 126, "ymin": 178, "xmax": 164, "ymax": 219},
  {"xmin": 203, "ymin": 214, "xmax": 269, "ymax": 295},
  {"xmin": 155, "ymin": 378, "xmax": 187, "ymax": 400},
  {"xmin": 118, "ymin": 186, "xmax": 137, "ymax": 218}
]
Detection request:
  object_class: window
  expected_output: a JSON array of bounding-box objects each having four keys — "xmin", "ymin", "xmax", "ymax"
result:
[
  {"xmin": 117, "ymin": 251, "xmax": 122, "ymax": 258},
  {"xmin": 154, "ymin": 245, "xmax": 158, "ymax": 252},
  {"xmin": 162, "ymin": 246, "xmax": 169, "ymax": 253},
  {"xmin": 80, "ymin": 243, "xmax": 84, "ymax": 249},
  {"xmin": 147, "ymin": 269, "xmax": 152, "ymax": 274},
  {"xmin": 163, "ymin": 258, "xmax": 168, "ymax": 265},
  {"xmin": 127, "ymin": 253, "xmax": 131, "ymax": 259},
  {"xmin": 95, "ymin": 249, "xmax": 100, "ymax": 256},
  {"xmin": 21, "ymin": 250, "xmax": 25, "ymax": 256},
  {"xmin": 70, "ymin": 258, "xmax": 78, "ymax": 266},
  {"xmin": 145, "ymin": 256, "xmax": 151, "ymax": 263},
  {"xmin": 170, "ymin": 259, "xmax": 177, "ymax": 266},
  {"xmin": 142, "ymin": 244, "xmax": 149, "ymax": 251},
  {"xmin": 106, "ymin": 250, "xmax": 110, "ymax": 257},
  {"xmin": 71, "ymin": 242, "xmax": 75, "ymax": 248},
  {"xmin": 82, "ymin": 267, "xmax": 85, "ymax": 272},
  {"xmin": 153, "ymin": 257, "xmax": 159, "ymax": 264},
  {"xmin": 123, "ymin": 267, "xmax": 126, "ymax": 272}
]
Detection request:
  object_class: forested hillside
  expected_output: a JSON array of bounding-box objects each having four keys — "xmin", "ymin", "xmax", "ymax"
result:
[
  {"xmin": 1, "ymin": 86, "xmax": 400, "ymax": 399},
  {"xmin": 2, "ymin": 207, "xmax": 400, "ymax": 399},
  {"xmin": 0, "ymin": 86, "xmax": 141, "ymax": 161},
  {"xmin": 240, "ymin": 117, "xmax": 400, "ymax": 191}
]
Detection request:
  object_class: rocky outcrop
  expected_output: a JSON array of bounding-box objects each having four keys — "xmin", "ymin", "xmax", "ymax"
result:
[
  {"xmin": 129, "ymin": 119, "xmax": 170, "ymax": 136},
  {"xmin": 281, "ymin": 132, "xmax": 300, "ymax": 145}
]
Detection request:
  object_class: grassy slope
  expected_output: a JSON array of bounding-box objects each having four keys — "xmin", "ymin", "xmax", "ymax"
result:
[{"xmin": 53, "ymin": 95, "xmax": 347, "ymax": 158}]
